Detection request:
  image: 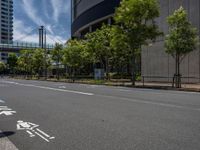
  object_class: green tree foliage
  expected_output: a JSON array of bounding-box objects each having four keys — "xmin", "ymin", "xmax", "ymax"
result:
[
  {"xmin": 165, "ymin": 6, "xmax": 198, "ymax": 88},
  {"xmin": 111, "ymin": 25, "xmax": 132, "ymax": 76},
  {"xmin": 0, "ymin": 61, "xmax": 6, "ymax": 74},
  {"xmin": 114, "ymin": 0, "xmax": 162, "ymax": 85},
  {"xmin": 17, "ymin": 50, "xmax": 33, "ymax": 76},
  {"xmin": 7, "ymin": 53, "xmax": 18, "ymax": 74},
  {"xmin": 32, "ymin": 49, "xmax": 49, "ymax": 77},
  {"xmin": 62, "ymin": 39, "xmax": 91, "ymax": 79},
  {"xmin": 51, "ymin": 43, "xmax": 63, "ymax": 80},
  {"xmin": 85, "ymin": 25, "xmax": 113, "ymax": 79}
]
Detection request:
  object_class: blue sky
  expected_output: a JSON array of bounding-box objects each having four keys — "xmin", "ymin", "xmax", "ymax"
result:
[{"xmin": 13, "ymin": 0, "xmax": 71, "ymax": 44}]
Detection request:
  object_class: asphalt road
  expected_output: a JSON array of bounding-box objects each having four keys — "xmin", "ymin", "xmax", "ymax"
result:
[{"xmin": 0, "ymin": 78, "xmax": 200, "ymax": 150}]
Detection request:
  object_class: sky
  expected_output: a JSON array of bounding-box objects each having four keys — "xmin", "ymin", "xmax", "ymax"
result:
[{"xmin": 13, "ymin": 0, "xmax": 71, "ymax": 44}]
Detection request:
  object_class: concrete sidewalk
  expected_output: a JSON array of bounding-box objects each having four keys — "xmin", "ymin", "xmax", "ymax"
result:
[{"xmin": 135, "ymin": 82, "xmax": 200, "ymax": 92}]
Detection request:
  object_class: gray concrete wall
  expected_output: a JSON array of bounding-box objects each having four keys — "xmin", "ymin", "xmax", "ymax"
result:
[{"xmin": 142, "ymin": 0, "xmax": 200, "ymax": 83}]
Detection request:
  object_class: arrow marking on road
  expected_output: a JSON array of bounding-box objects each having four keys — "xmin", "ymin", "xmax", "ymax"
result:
[
  {"xmin": 0, "ymin": 111, "xmax": 16, "ymax": 116},
  {"xmin": 0, "ymin": 106, "xmax": 16, "ymax": 116},
  {"xmin": 58, "ymin": 86, "xmax": 66, "ymax": 89}
]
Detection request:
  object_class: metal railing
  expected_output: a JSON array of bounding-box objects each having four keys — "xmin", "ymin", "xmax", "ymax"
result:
[
  {"xmin": 0, "ymin": 42, "xmax": 54, "ymax": 50},
  {"xmin": 142, "ymin": 75, "xmax": 200, "ymax": 87}
]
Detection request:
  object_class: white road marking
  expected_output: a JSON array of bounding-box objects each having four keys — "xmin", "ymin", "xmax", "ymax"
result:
[
  {"xmin": 0, "ymin": 99, "xmax": 5, "ymax": 103},
  {"xmin": 0, "ymin": 106, "xmax": 16, "ymax": 116},
  {"xmin": 0, "ymin": 111, "xmax": 16, "ymax": 116},
  {"xmin": 17, "ymin": 120, "xmax": 55, "ymax": 143},
  {"xmin": 118, "ymin": 89, "xmax": 131, "ymax": 92},
  {"xmin": 36, "ymin": 129, "xmax": 50, "ymax": 138},
  {"xmin": 34, "ymin": 131, "xmax": 50, "ymax": 142},
  {"xmin": 0, "ymin": 106, "xmax": 12, "ymax": 110},
  {"xmin": 58, "ymin": 86, "xmax": 66, "ymax": 89},
  {"xmin": 26, "ymin": 130, "xmax": 35, "ymax": 137},
  {"xmin": 1, "ymin": 81, "xmax": 94, "ymax": 96}
]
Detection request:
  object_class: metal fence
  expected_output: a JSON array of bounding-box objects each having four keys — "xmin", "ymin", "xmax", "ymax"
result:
[{"xmin": 142, "ymin": 76, "xmax": 200, "ymax": 87}]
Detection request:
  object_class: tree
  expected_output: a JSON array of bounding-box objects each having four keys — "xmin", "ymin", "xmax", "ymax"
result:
[
  {"xmin": 0, "ymin": 61, "xmax": 6, "ymax": 75},
  {"xmin": 85, "ymin": 25, "xmax": 113, "ymax": 79},
  {"xmin": 114, "ymin": 0, "xmax": 162, "ymax": 85},
  {"xmin": 17, "ymin": 50, "xmax": 33, "ymax": 77},
  {"xmin": 7, "ymin": 53, "xmax": 18, "ymax": 74},
  {"xmin": 62, "ymin": 39, "xmax": 90, "ymax": 80},
  {"xmin": 110, "ymin": 25, "xmax": 132, "ymax": 76},
  {"xmin": 32, "ymin": 49, "xmax": 49, "ymax": 77},
  {"xmin": 51, "ymin": 43, "xmax": 63, "ymax": 80},
  {"xmin": 165, "ymin": 7, "xmax": 198, "ymax": 88}
]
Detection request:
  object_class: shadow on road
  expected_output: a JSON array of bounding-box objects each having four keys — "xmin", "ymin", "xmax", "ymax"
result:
[{"xmin": 0, "ymin": 131, "xmax": 15, "ymax": 138}]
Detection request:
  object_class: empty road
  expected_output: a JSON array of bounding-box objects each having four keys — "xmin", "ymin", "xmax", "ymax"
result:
[{"xmin": 0, "ymin": 78, "xmax": 200, "ymax": 150}]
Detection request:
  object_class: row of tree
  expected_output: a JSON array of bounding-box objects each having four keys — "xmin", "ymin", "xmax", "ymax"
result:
[
  {"xmin": 1, "ymin": 0, "xmax": 198, "ymax": 88},
  {"xmin": 65, "ymin": 0, "xmax": 198, "ymax": 87}
]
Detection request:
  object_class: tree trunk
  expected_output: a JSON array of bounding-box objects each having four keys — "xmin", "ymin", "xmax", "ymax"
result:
[
  {"xmin": 105, "ymin": 58, "xmax": 110, "ymax": 80},
  {"xmin": 131, "ymin": 55, "xmax": 136, "ymax": 86},
  {"xmin": 177, "ymin": 54, "xmax": 181, "ymax": 88},
  {"xmin": 72, "ymin": 67, "xmax": 75, "ymax": 83},
  {"xmin": 175, "ymin": 53, "xmax": 181, "ymax": 88},
  {"xmin": 56, "ymin": 63, "xmax": 59, "ymax": 80},
  {"xmin": 175, "ymin": 53, "xmax": 178, "ymax": 88}
]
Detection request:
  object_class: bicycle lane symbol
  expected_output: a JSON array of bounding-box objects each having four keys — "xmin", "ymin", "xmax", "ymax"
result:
[{"xmin": 17, "ymin": 120, "xmax": 55, "ymax": 143}]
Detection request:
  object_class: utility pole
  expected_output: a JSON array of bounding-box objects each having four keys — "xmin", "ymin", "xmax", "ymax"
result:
[{"xmin": 39, "ymin": 26, "xmax": 47, "ymax": 79}]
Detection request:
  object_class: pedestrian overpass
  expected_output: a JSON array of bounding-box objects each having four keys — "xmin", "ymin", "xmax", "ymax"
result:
[{"xmin": 0, "ymin": 42, "xmax": 54, "ymax": 53}]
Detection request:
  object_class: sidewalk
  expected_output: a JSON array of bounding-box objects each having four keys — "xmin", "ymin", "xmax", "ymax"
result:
[{"xmin": 135, "ymin": 82, "xmax": 200, "ymax": 92}]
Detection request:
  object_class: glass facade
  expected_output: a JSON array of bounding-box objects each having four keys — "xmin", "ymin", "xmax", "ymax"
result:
[{"xmin": 0, "ymin": 0, "xmax": 13, "ymax": 44}]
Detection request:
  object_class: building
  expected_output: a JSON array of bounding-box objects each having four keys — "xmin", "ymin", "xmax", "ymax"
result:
[
  {"xmin": 0, "ymin": 0, "xmax": 13, "ymax": 44},
  {"xmin": 142, "ymin": 0, "xmax": 200, "ymax": 83},
  {"xmin": 71, "ymin": 0, "xmax": 200, "ymax": 83},
  {"xmin": 71, "ymin": 0, "xmax": 120, "ymax": 38},
  {"xmin": 0, "ymin": 0, "xmax": 13, "ymax": 63}
]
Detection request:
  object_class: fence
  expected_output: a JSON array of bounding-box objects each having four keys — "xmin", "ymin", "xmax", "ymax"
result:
[{"xmin": 142, "ymin": 76, "xmax": 200, "ymax": 87}]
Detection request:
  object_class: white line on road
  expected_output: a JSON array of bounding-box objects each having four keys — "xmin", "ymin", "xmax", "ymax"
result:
[
  {"xmin": 36, "ymin": 129, "xmax": 50, "ymax": 138},
  {"xmin": 1, "ymin": 81, "xmax": 94, "ymax": 96},
  {"xmin": 118, "ymin": 89, "xmax": 131, "ymax": 92},
  {"xmin": 34, "ymin": 131, "xmax": 50, "ymax": 142},
  {"xmin": 0, "ymin": 99, "xmax": 5, "ymax": 103}
]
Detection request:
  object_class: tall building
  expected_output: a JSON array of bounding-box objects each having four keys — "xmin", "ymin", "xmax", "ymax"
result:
[
  {"xmin": 71, "ymin": 0, "xmax": 120, "ymax": 38},
  {"xmin": 0, "ymin": 0, "xmax": 13, "ymax": 44}
]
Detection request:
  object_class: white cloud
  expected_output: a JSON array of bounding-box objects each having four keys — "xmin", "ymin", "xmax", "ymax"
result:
[
  {"xmin": 13, "ymin": 0, "xmax": 71, "ymax": 45},
  {"xmin": 42, "ymin": 0, "xmax": 51, "ymax": 19},
  {"xmin": 21, "ymin": 0, "xmax": 44, "ymax": 26},
  {"xmin": 13, "ymin": 18, "xmax": 66, "ymax": 44},
  {"xmin": 21, "ymin": 0, "xmax": 54, "ymax": 34},
  {"xmin": 50, "ymin": 0, "xmax": 70, "ymax": 22}
]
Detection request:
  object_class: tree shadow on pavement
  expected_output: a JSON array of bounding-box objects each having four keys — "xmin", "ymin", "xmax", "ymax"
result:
[{"xmin": 0, "ymin": 131, "xmax": 15, "ymax": 138}]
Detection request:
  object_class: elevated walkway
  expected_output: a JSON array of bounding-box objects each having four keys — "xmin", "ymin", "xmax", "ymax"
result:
[{"xmin": 0, "ymin": 42, "xmax": 54, "ymax": 53}]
